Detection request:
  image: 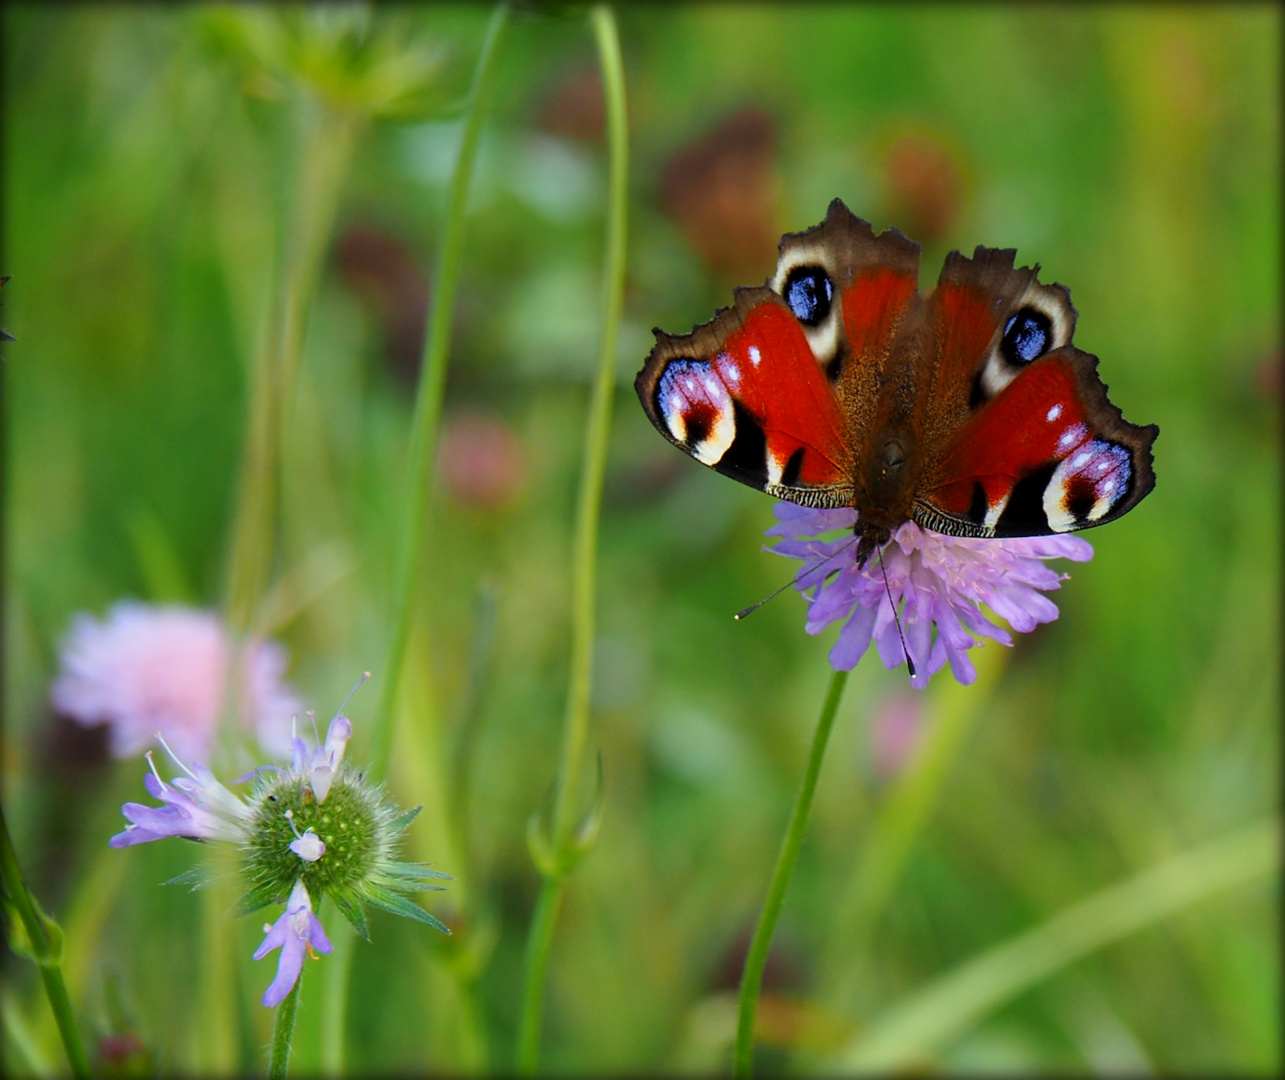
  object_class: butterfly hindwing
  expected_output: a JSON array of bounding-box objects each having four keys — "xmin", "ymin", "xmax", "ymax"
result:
[
  {"xmin": 910, "ymin": 243, "xmax": 1155, "ymax": 538},
  {"xmin": 917, "ymin": 347, "xmax": 1158, "ymax": 537}
]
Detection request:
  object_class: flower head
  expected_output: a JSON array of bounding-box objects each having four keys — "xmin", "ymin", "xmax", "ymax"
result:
[
  {"xmin": 110, "ymin": 675, "xmax": 451, "ymax": 1007},
  {"xmin": 50, "ymin": 601, "xmax": 303, "ymax": 763},
  {"xmin": 767, "ymin": 503, "xmax": 1093, "ymax": 688}
]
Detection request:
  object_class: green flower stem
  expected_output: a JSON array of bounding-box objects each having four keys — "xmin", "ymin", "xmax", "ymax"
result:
[
  {"xmin": 224, "ymin": 100, "xmax": 359, "ymax": 634},
  {"xmin": 267, "ymin": 976, "xmax": 303, "ymax": 1080},
  {"xmin": 0, "ymin": 805, "xmax": 91, "ymax": 1080},
  {"xmin": 367, "ymin": 1, "xmax": 511, "ymax": 781},
  {"xmin": 838, "ymin": 817, "xmax": 1279, "ymax": 1070},
  {"xmin": 320, "ymin": 7, "xmax": 511, "ymax": 1074},
  {"xmin": 733, "ymin": 668, "xmax": 849, "ymax": 1078},
  {"xmin": 514, "ymin": 6, "xmax": 628, "ymax": 1073},
  {"xmin": 514, "ymin": 876, "xmax": 562, "ymax": 1072},
  {"xmin": 547, "ymin": 2, "xmax": 628, "ymax": 853}
]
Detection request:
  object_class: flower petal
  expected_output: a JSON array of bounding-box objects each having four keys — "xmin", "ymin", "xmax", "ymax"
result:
[
  {"xmin": 829, "ymin": 601, "xmax": 877, "ymax": 670},
  {"xmin": 768, "ymin": 507, "xmax": 1092, "ymax": 687},
  {"xmin": 261, "ymin": 933, "xmax": 306, "ymax": 1007}
]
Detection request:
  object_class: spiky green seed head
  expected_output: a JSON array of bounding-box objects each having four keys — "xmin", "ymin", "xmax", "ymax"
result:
[{"xmin": 234, "ymin": 765, "xmax": 451, "ymax": 939}]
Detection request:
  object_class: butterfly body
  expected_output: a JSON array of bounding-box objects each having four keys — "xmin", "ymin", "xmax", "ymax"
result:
[{"xmin": 637, "ymin": 199, "xmax": 1157, "ymax": 564}]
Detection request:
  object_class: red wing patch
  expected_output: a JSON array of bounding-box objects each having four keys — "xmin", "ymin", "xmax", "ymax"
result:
[
  {"xmin": 841, "ymin": 267, "xmax": 919, "ymax": 361},
  {"xmin": 637, "ymin": 291, "xmax": 851, "ymax": 501},
  {"xmin": 920, "ymin": 351, "xmax": 1157, "ymax": 536}
]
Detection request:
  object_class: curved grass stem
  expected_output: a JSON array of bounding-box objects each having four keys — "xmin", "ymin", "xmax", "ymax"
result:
[
  {"xmin": 0, "ymin": 805, "xmax": 91, "ymax": 1080},
  {"xmin": 514, "ymin": 6, "xmax": 629, "ymax": 1073},
  {"xmin": 733, "ymin": 668, "xmax": 850, "ymax": 1077},
  {"xmin": 366, "ymin": 1, "xmax": 512, "ymax": 782},
  {"xmin": 321, "ymin": 6, "xmax": 512, "ymax": 1074},
  {"xmin": 224, "ymin": 100, "xmax": 359, "ymax": 635},
  {"xmin": 838, "ymin": 817, "xmax": 1279, "ymax": 1070}
]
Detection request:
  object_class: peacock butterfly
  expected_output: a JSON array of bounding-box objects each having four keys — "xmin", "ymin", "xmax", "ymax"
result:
[{"xmin": 635, "ymin": 199, "xmax": 1157, "ymax": 566}]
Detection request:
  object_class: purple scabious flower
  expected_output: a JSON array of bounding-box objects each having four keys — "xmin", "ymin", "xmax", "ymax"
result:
[
  {"xmin": 110, "ymin": 677, "xmax": 452, "ymax": 1008},
  {"xmin": 254, "ymin": 880, "xmax": 333, "ymax": 1007},
  {"xmin": 767, "ymin": 502, "xmax": 1093, "ymax": 689},
  {"xmin": 50, "ymin": 601, "xmax": 303, "ymax": 763}
]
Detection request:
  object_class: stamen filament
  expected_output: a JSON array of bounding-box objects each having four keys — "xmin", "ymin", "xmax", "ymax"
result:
[
  {"xmin": 154, "ymin": 733, "xmax": 199, "ymax": 780},
  {"xmin": 333, "ymin": 671, "xmax": 371, "ymax": 720},
  {"xmin": 144, "ymin": 751, "xmax": 168, "ymax": 790}
]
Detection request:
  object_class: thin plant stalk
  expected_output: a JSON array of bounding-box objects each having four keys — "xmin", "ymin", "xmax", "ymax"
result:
[
  {"xmin": 224, "ymin": 100, "xmax": 359, "ymax": 635},
  {"xmin": 214, "ymin": 94, "xmax": 358, "ymax": 1076},
  {"xmin": 267, "ymin": 978, "xmax": 304, "ymax": 1080},
  {"xmin": 366, "ymin": 1, "xmax": 512, "ymax": 781},
  {"xmin": 514, "ymin": 5, "xmax": 628, "ymax": 1072},
  {"xmin": 515, "ymin": 880, "xmax": 563, "ymax": 1070},
  {"xmin": 321, "ymin": 7, "xmax": 511, "ymax": 1074},
  {"xmin": 732, "ymin": 668, "xmax": 850, "ymax": 1077},
  {"xmin": 0, "ymin": 805, "xmax": 91, "ymax": 1080}
]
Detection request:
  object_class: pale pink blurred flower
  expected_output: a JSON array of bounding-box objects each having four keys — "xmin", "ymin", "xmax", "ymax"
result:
[
  {"xmin": 50, "ymin": 601, "xmax": 303, "ymax": 764},
  {"xmin": 870, "ymin": 694, "xmax": 924, "ymax": 780},
  {"xmin": 439, "ymin": 413, "xmax": 528, "ymax": 510}
]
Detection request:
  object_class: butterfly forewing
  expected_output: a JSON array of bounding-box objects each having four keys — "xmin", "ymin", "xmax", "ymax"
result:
[
  {"xmin": 636, "ymin": 288, "xmax": 853, "ymax": 505},
  {"xmin": 773, "ymin": 199, "xmax": 921, "ymax": 388},
  {"xmin": 922, "ymin": 246, "xmax": 1077, "ymax": 435}
]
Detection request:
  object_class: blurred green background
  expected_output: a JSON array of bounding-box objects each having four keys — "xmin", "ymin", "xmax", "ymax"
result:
[{"xmin": 3, "ymin": 3, "xmax": 1278, "ymax": 1075}]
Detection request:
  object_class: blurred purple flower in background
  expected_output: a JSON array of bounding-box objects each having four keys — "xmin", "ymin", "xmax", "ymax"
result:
[
  {"xmin": 767, "ymin": 503, "xmax": 1093, "ymax": 688},
  {"xmin": 50, "ymin": 601, "xmax": 303, "ymax": 763}
]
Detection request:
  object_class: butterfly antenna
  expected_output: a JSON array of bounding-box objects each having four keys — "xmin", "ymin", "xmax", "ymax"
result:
[
  {"xmin": 735, "ymin": 536, "xmax": 858, "ymax": 621},
  {"xmin": 877, "ymin": 545, "xmax": 916, "ymax": 678}
]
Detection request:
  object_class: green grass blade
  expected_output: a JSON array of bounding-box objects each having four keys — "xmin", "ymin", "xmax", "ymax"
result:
[{"xmin": 839, "ymin": 818, "xmax": 1279, "ymax": 1070}]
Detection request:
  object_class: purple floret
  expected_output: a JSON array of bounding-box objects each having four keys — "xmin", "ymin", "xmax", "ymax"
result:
[{"xmin": 767, "ymin": 503, "xmax": 1093, "ymax": 688}]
